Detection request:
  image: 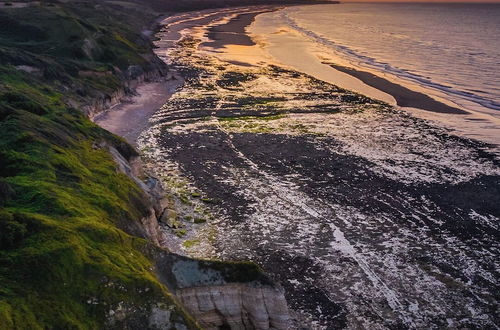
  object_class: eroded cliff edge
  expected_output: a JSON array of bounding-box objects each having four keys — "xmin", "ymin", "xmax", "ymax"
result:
[{"xmin": 109, "ymin": 141, "xmax": 292, "ymax": 329}]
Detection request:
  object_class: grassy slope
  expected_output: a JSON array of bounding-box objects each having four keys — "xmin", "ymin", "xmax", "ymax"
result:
[
  {"xmin": 0, "ymin": 0, "xmax": 294, "ymax": 327},
  {"xmin": 0, "ymin": 1, "xmax": 198, "ymax": 328},
  {"xmin": 0, "ymin": 0, "xmax": 165, "ymax": 110}
]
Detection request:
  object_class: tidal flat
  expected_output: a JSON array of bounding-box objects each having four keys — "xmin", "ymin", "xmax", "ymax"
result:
[{"xmin": 136, "ymin": 10, "xmax": 500, "ymax": 330}]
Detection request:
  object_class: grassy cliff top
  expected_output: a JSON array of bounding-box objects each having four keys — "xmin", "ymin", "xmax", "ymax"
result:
[{"xmin": 0, "ymin": 1, "xmax": 197, "ymax": 328}]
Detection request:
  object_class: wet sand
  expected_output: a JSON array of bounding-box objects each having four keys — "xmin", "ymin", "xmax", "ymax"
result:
[
  {"xmin": 157, "ymin": 6, "xmax": 281, "ymax": 51},
  {"xmin": 328, "ymin": 64, "xmax": 468, "ymax": 114},
  {"xmin": 203, "ymin": 12, "xmax": 263, "ymax": 48},
  {"xmin": 156, "ymin": 9, "xmax": 243, "ymax": 50},
  {"xmin": 94, "ymin": 78, "xmax": 182, "ymax": 145},
  {"xmin": 207, "ymin": 8, "xmax": 500, "ymax": 149},
  {"xmin": 203, "ymin": 11, "xmax": 467, "ymax": 115}
]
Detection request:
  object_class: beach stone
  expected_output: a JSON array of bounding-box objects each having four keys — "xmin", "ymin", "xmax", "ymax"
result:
[{"xmin": 160, "ymin": 208, "xmax": 179, "ymax": 228}]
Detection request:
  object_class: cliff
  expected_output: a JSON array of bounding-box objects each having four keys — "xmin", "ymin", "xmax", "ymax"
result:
[
  {"xmin": 176, "ymin": 284, "xmax": 290, "ymax": 329},
  {"xmin": 155, "ymin": 254, "xmax": 291, "ymax": 330},
  {"xmin": 0, "ymin": 0, "xmax": 293, "ymax": 328},
  {"xmin": 108, "ymin": 141, "xmax": 292, "ymax": 330}
]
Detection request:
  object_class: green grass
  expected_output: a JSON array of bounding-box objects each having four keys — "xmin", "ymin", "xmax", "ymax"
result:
[
  {"xmin": 218, "ymin": 114, "xmax": 286, "ymax": 134},
  {"xmin": 0, "ymin": 1, "xmax": 277, "ymax": 328},
  {"xmin": 0, "ymin": 89, "xmax": 196, "ymax": 327},
  {"xmin": 218, "ymin": 114, "xmax": 285, "ymax": 122},
  {"xmin": 0, "ymin": 0, "xmax": 159, "ymax": 104},
  {"xmin": 0, "ymin": 1, "xmax": 199, "ymax": 328},
  {"xmin": 193, "ymin": 217, "xmax": 206, "ymax": 224},
  {"xmin": 197, "ymin": 259, "xmax": 273, "ymax": 285}
]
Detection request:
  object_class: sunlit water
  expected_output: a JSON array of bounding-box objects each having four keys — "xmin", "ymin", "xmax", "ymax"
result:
[{"xmin": 257, "ymin": 3, "xmax": 500, "ymax": 115}]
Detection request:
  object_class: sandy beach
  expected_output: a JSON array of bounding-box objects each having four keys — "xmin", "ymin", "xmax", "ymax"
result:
[
  {"xmin": 94, "ymin": 78, "xmax": 181, "ymax": 145},
  {"xmin": 203, "ymin": 12, "xmax": 263, "ymax": 48},
  {"xmin": 204, "ymin": 12, "xmax": 468, "ymax": 115}
]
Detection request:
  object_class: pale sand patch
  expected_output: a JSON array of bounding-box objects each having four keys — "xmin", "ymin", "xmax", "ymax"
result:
[{"xmin": 94, "ymin": 78, "xmax": 182, "ymax": 145}]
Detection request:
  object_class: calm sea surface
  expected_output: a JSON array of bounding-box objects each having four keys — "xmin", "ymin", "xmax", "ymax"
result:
[{"xmin": 277, "ymin": 3, "xmax": 500, "ymax": 113}]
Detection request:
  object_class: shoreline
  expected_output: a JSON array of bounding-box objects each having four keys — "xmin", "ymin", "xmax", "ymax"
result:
[
  {"xmin": 204, "ymin": 5, "xmax": 500, "ymax": 150},
  {"xmin": 205, "ymin": 8, "xmax": 464, "ymax": 114},
  {"xmin": 207, "ymin": 9, "xmax": 468, "ymax": 116},
  {"xmin": 327, "ymin": 63, "xmax": 468, "ymax": 114}
]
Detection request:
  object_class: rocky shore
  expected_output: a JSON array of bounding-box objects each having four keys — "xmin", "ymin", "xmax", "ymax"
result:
[
  {"xmin": 105, "ymin": 135, "xmax": 293, "ymax": 329},
  {"xmin": 135, "ymin": 9, "xmax": 500, "ymax": 329}
]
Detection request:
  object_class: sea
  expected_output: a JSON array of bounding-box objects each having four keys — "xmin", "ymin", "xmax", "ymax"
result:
[{"xmin": 250, "ymin": 3, "xmax": 500, "ymax": 120}]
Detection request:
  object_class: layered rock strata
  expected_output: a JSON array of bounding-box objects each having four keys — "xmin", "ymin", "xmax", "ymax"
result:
[{"xmin": 177, "ymin": 284, "xmax": 290, "ymax": 330}]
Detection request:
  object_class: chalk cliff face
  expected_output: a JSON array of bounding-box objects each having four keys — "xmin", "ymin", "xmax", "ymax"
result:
[
  {"xmin": 84, "ymin": 65, "xmax": 168, "ymax": 120},
  {"xmin": 106, "ymin": 143, "xmax": 167, "ymax": 246},
  {"xmin": 177, "ymin": 284, "xmax": 291, "ymax": 330}
]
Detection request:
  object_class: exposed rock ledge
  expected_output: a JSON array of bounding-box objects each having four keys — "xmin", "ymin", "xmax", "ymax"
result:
[
  {"xmin": 105, "ymin": 143, "xmax": 167, "ymax": 246},
  {"xmin": 104, "ymin": 141, "xmax": 292, "ymax": 329},
  {"xmin": 176, "ymin": 284, "xmax": 290, "ymax": 330},
  {"xmin": 155, "ymin": 255, "xmax": 292, "ymax": 330}
]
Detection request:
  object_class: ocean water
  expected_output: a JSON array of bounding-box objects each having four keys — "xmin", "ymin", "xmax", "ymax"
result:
[{"xmin": 257, "ymin": 3, "xmax": 500, "ymax": 115}]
